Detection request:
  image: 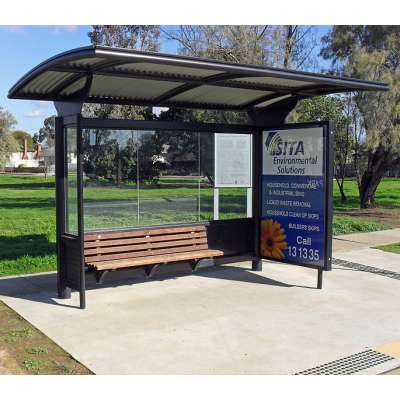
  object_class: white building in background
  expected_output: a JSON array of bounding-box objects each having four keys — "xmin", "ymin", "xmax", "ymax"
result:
[{"xmin": 5, "ymin": 138, "xmax": 44, "ymax": 168}]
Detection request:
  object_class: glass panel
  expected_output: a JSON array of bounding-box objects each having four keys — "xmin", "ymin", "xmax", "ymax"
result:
[
  {"xmin": 138, "ymin": 130, "xmax": 200, "ymax": 225},
  {"xmin": 199, "ymin": 132, "xmax": 214, "ymax": 221},
  {"xmin": 219, "ymin": 187, "xmax": 248, "ymax": 219},
  {"xmin": 82, "ymin": 129, "xmax": 139, "ymax": 231},
  {"xmin": 66, "ymin": 127, "xmax": 78, "ymax": 234},
  {"xmin": 81, "ymin": 128, "xmax": 252, "ymax": 232},
  {"xmin": 199, "ymin": 132, "xmax": 251, "ymax": 220}
]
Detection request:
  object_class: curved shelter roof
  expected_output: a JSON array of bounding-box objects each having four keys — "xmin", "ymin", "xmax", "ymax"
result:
[{"xmin": 8, "ymin": 45, "xmax": 388, "ymax": 112}]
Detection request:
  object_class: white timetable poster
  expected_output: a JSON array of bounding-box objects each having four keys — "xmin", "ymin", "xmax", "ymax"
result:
[{"xmin": 214, "ymin": 133, "xmax": 252, "ymax": 187}]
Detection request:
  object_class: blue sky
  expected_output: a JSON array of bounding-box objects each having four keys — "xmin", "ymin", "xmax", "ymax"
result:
[{"xmin": 0, "ymin": 25, "xmax": 330, "ymax": 135}]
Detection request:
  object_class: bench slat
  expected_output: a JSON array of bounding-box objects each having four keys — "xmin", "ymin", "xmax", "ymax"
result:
[
  {"xmin": 84, "ymin": 231, "xmax": 206, "ymax": 249},
  {"xmin": 85, "ymin": 244, "xmax": 210, "ymax": 263},
  {"xmin": 88, "ymin": 249, "xmax": 225, "ymax": 271},
  {"xmin": 84, "ymin": 237, "xmax": 208, "ymax": 256},
  {"xmin": 85, "ymin": 225, "xmax": 206, "ymax": 241}
]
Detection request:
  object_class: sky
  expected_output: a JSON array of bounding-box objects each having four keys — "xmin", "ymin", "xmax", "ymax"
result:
[{"xmin": 0, "ymin": 25, "xmax": 330, "ymax": 135}]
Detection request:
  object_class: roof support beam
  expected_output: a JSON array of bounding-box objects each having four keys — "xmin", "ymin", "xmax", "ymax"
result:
[
  {"xmin": 248, "ymin": 96, "xmax": 300, "ymax": 126},
  {"xmin": 152, "ymin": 72, "xmax": 245, "ymax": 105},
  {"xmin": 51, "ymin": 60, "xmax": 134, "ymax": 99},
  {"xmin": 239, "ymin": 92, "xmax": 293, "ymax": 110}
]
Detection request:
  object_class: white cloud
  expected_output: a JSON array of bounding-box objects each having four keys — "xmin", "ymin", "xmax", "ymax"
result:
[
  {"xmin": 2, "ymin": 25, "xmax": 23, "ymax": 33},
  {"xmin": 52, "ymin": 25, "xmax": 78, "ymax": 34},
  {"xmin": 25, "ymin": 110, "xmax": 43, "ymax": 118},
  {"xmin": 32, "ymin": 100, "xmax": 53, "ymax": 108}
]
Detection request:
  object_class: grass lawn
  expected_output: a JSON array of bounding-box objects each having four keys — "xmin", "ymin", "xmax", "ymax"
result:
[
  {"xmin": 332, "ymin": 178, "xmax": 400, "ymax": 234},
  {"xmin": 0, "ymin": 300, "xmax": 91, "ymax": 374},
  {"xmin": 0, "ymin": 174, "xmax": 398, "ymax": 277},
  {"xmin": 375, "ymin": 242, "xmax": 400, "ymax": 254}
]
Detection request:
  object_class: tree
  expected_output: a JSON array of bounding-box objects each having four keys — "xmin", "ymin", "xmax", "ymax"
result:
[
  {"xmin": 291, "ymin": 95, "xmax": 352, "ymax": 202},
  {"xmin": 136, "ymin": 132, "xmax": 165, "ymax": 183},
  {"xmin": 0, "ymin": 107, "xmax": 19, "ymax": 169},
  {"xmin": 33, "ymin": 116, "xmax": 56, "ymax": 147},
  {"xmin": 12, "ymin": 130, "xmax": 33, "ymax": 151},
  {"xmin": 33, "ymin": 116, "xmax": 56, "ymax": 177},
  {"xmin": 162, "ymin": 25, "xmax": 318, "ymax": 70},
  {"xmin": 84, "ymin": 25, "xmax": 160, "ymax": 121},
  {"xmin": 321, "ymin": 26, "xmax": 400, "ymax": 208},
  {"xmin": 88, "ymin": 25, "xmax": 159, "ymax": 51},
  {"xmin": 352, "ymin": 50, "xmax": 400, "ymax": 208}
]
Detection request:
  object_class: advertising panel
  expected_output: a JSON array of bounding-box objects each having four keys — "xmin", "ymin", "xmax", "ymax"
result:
[{"xmin": 260, "ymin": 123, "xmax": 332, "ymax": 269}]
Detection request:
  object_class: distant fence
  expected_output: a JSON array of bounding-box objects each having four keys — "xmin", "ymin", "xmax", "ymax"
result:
[{"xmin": 2, "ymin": 166, "xmax": 47, "ymax": 174}]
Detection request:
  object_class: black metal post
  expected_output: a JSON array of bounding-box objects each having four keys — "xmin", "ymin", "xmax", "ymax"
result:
[
  {"xmin": 55, "ymin": 117, "xmax": 71, "ymax": 299},
  {"xmin": 324, "ymin": 121, "xmax": 334, "ymax": 271},
  {"xmin": 76, "ymin": 114, "xmax": 86, "ymax": 309},
  {"xmin": 252, "ymin": 127, "xmax": 262, "ymax": 271},
  {"xmin": 317, "ymin": 268, "xmax": 323, "ymax": 289}
]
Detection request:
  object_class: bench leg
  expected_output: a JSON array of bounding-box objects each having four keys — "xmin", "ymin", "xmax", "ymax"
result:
[
  {"xmin": 190, "ymin": 260, "xmax": 199, "ymax": 272},
  {"xmin": 144, "ymin": 264, "xmax": 161, "ymax": 279},
  {"xmin": 58, "ymin": 286, "xmax": 71, "ymax": 299},
  {"xmin": 95, "ymin": 270, "xmax": 109, "ymax": 284}
]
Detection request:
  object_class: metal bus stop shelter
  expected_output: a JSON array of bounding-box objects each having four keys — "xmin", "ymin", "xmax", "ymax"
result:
[{"xmin": 9, "ymin": 46, "xmax": 388, "ymax": 309}]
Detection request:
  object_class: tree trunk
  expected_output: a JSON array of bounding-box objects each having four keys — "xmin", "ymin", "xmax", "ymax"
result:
[
  {"xmin": 283, "ymin": 26, "xmax": 295, "ymax": 68},
  {"xmin": 337, "ymin": 180, "xmax": 347, "ymax": 202},
  {"xmin": 359, "ymin": 174, "xmax": 383, "ymax": 208},
  {"xmin": 359, "ymin": 147, "xmax": 390, "ymax": 209}
]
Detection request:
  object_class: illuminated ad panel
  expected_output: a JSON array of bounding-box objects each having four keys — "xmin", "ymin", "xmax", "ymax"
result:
[{"xmin": 261, "ymin": 123, "xmax": 331, "ymax": 268}]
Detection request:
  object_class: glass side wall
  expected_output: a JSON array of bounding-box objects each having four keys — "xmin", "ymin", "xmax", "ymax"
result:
[
  {"xmin": 138, "ymin": 130, "xmax": 200, "ymax": 226},
  {"xmin": 65, "ymin": 127, "xmax": 78, "ymax": 234},
  {"xmin": 82, "ymin": 129, "xmax": 251, "ymax": 231},
  {"xmin": 82, "ymin": 129, "xmax": 139, "ymax": 230}
]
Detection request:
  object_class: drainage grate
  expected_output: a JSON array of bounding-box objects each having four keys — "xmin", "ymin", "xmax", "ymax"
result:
[
  {"xmin": 294, "ymin": 349, "xmax": 394, "ymax": 375},
  {"xmin": 333, "ymin": 258, "xmax": 400, "ymax": 281}
]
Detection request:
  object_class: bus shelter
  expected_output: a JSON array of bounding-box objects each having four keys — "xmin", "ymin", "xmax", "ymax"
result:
[{"xmin": 9, "ymin": 46, "xmax": 388, "ymax": 309}]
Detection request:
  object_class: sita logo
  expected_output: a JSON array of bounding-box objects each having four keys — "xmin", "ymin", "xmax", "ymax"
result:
[{"xmin": 265, "ymin": 131, "xmax": 304, "ymax": 156}]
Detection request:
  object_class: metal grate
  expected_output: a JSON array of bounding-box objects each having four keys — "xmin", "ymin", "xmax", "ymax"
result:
[
  {"xmin": 294, "ymin": 349, "xmax": 394, "ymax": 375},
  {"xmin": 333, "ymin": 258, "xmax": 400, "ymax": 281}
]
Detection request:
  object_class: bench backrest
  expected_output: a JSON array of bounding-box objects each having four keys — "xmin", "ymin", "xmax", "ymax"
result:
[{"xmin": 84, "ymin": 225, "xmax": 209, "ymax": 264}]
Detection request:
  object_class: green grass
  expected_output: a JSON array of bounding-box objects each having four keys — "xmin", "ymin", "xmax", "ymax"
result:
[
  {"xmin": 333, "ymin": 178, "xmax": 400, "ymax": 210},
  {"xmin": 0, "ymin": 174, "xmax": 399, "ymax": 277},
  {"xmin": 332, "ymin": 217, "xmax": 388, "ymax": 236},
  {"xmin": 375, "ymin": 242, "xmax": 400, "ymax": 254},
  {"xmin": 0, "ymin": 175, "xmax": 57, "ymax": 277},
  {"xmin": 26, "ymin": 347, "xmax": 49, "ymax": 355}
]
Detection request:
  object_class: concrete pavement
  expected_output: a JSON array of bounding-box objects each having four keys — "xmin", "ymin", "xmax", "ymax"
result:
[{"xmin": 333, "ymin": 228, "xmax": 400, "ymax": 252}]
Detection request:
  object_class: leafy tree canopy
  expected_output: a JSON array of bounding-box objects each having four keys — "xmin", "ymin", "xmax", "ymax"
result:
[
  {"xmin": 321, "ymin": 25, "xmax": 400, "ymax": 208},
  {"xmin": 0, "ymin": 107, "xmax": 19, "ymax": 168},
  {"xmin": 12, "ymin": 130, "xmax": 34, "ymax": 151},
  {"xmin": 33, "ymin": 116, "xmax": 56, "ymax": 147}
]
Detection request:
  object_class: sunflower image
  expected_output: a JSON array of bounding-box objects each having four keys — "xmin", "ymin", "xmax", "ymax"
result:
[{"xmin": 260, "ymin": 219, "xmax": 288, "ymax": 260}]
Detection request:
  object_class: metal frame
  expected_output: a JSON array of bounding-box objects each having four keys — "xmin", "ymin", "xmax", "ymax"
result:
[
  {"xmin": 258, "ymin": 121, "xmax": 334, "ymax": 288},
  {"xmin": 55, "ymin": 113, "xmax": 86, "ymax": 307},
  {"xmin": 55, "ymin": 102, "xmax": 333, "ymax": 308}
]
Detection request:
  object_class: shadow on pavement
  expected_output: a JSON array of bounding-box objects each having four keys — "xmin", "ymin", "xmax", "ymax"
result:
[{"xmin": 0, "ymin": 263, "xmax": 315, "ymax": 309}]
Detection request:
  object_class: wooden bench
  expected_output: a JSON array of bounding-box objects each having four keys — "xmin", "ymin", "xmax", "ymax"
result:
[{"xmin": 84, "ymin": 225, "xmax": 224, "ymax": 283}]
